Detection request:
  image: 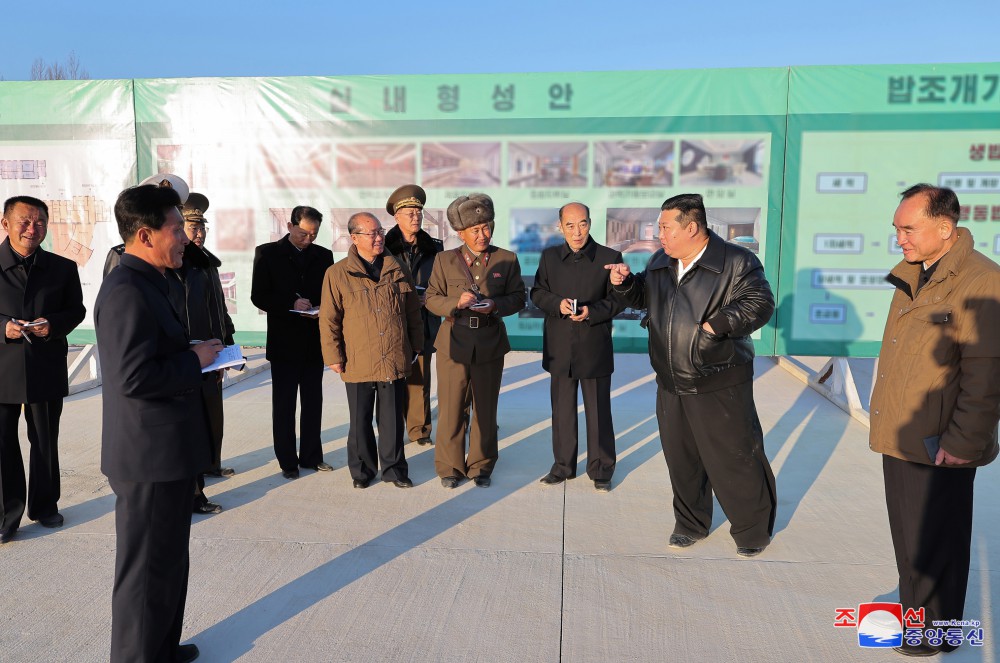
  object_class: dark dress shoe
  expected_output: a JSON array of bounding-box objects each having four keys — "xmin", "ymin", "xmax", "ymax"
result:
[
  {"xmin": 176, "ymin": 643, "xmax": 200, "ymax": 662},
  {"xmin": 416, "ymin": 437, "xmax": 433, "ymax": 446},
  {"xmin": 594, "ymin": 480, "xmax": 612, "ymax": 492},
  {"xmin": 302, "ymin": 461, "xmax": 334, "ymax": 472},
  {"xmin": 37, "ymin": 513, "xmax": 65, "ymax": 528},
  {"xmin": 539, "ymin": 473, "xmax": 565, "ymax": 486},
  {"xmin": 206, "ymin": 467, "xmax": 236, "ymax": 477},
  {"xmin": 473, "ymin": 476, "xmax": 491, "ymax": 488},
  {"xmin": 441, "ymin": 476, "xmax": 460, "ymax": 489},
  {"xmin": 668, "ymin": 533, "xmax": 700, "ymax": 549},
  {"xmin": 392, "ymin": 478, "xmax": 413, "ymax": 488},
  {"xmin": 193, "ymin": 501, "xmax": 223, "ymax": 515},
  {"xmin": 736, "ymin": 545, "xmax": 767, "ymax": 558},
  {"xmin": 353, "ymin": 479, "xmax": 370, "ymax": 489},
  {"xmin": 892, "ymin": 642, "xmax": 940, "ymax": 657},
  {"xmin": 282, "ymin": 469, "xmax": 300, "ymax": 480},
  {"xmin": 0, "ymin": 525, "xmax": 16, "ymax": 544}
]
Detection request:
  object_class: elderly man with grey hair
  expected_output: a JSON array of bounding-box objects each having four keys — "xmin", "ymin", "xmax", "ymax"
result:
[
  {"xmin": 424, "ymin": 194, "xmax": 525, "ymax": 488},
  {"xmin": 319, "ymin": 212, "xmax": 423, "ymax": 489}
]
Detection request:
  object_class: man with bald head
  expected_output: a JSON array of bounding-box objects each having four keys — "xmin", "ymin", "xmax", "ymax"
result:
[
  {"xmin": 531, "ymin": 202, "xmax": 624, "ymax": 491},
  {"xmin": 319, "ymin": 212, "xmax": 422, "ymax": 489}
]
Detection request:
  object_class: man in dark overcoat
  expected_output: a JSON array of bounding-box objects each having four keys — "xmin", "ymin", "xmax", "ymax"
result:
[
  {"xmin": 383, "ymin": 184, "xmax": 442, "ymax": 446},
  {"xmin": 96, "ymin": 184, "xmax": 223, "ymax": 662},
  {"xmin": 0, "ymin": 195, "xmax": 85, "ymax": 543},
  {"xmin": 530, "ymin": 202, "xmax": 624, "ymax": 491},
  {"xmin": 251, "ymin": 206, "xmax": 334, "ymax": 479}
]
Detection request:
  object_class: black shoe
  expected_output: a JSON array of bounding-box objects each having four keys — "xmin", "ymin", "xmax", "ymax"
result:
[
  {"xmin": 303, "ymin": 461, "xmax": 334, "ymax": 472},
  {"xmin": 176, "ymin": 643, "xmax": 200, "ymax": 663},
  {"xmin": 416, "ymin": 437, "xmax": 433, "ymax": 446},
  {"xmin": 736, "ymin": 545, "xmax": 767, "ymax": 558},
  {"xmin": 37, "ymin": 513, "xmax": 64, "ymax": 528},
  {"xmin": 193, "ymin": 501, "xmax": 223, "ymax": 515},
  {"xmin": 353, "ymin": 479, "xmax": 370, "ymax": 489},
  {"xmin": 206, "ymin": 467, "xmax": 235, "ymax": 478},
  {"xmin": 594, "ymin": 480, "xmax": 612, "ymax": 492},
  {"xmin": 892, "ymin": 642, "xmax": 940, "ymax": 657},
  {"xmin": 282, "ymin": 469, "xmax": 299, "ymax": 480},
  {"xmin": 668, "ymin": 533, "xmax": 700, "ymax": 549},
  {"xmin": 392, "ymin": 478, "xmax": 413, "ymax": 488},
  {"xmin": 539, "ymin": 473, "xmax": 565, "ymax": 486},
  {"xmin": 0, "ymin": 525, "xmax": 16, "ymax": 544},
  {"xmin": 441, "ymin": 476, "xmax": 460, "ymax": 489},
  {"xmin": 473, "ymin": 476, "xmax": 491, "ymax": 488}
]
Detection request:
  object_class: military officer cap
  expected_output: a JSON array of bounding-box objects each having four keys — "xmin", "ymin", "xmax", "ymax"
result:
[
  {"xmin": 446, "ymin": 193, "xmax": 494, "ymax": 231},
  {"xmin": 139, "ymin": 172, "xmax": 190, "ymax": 204},
  {"xmin": 182, "ymin": 192, "xmax": 210, "ymax": 223},
  {"xmin": 386, "ymin": 184, "xmax": 427, "ymax": 215}
]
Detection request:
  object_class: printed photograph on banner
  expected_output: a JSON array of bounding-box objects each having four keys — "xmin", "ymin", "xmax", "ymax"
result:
[
  {"xmin": 678, "ymin": 139, "xmax": 766, "ymax": 187},
  {"xmin": 156, "ymin": 142, "xmax": 253, "ymax": 189},
  {"xmin": 422, "ymin": 142, "xmax": 501, "ymax": 188},
  {"xmin": 215, "ymin": 208, "xmax": 254, "ymax": 251},
  {"xmin": 593, "ymin": 140, "xmax": 674, "ymax": 187},
  {"xmin": 507, "ymin": 142, "xmax": 588, "ymax": 188},
  {"xmin": 259, "ymin": 143, "xmax": 331, "ymax": 189},
  {"xmin": 706, "ymin": 207, "xmax": 762, "ymax": 254},
  {"xmin": 606, "ymin": 207, "xmax": 661, "ymax": 255},
  {"xmin": 509, "ymin": 207, "xmax": 562, "ymax": 255},
  {"xmin": 219, "ymin": 272, "xmax": 237, "ymax": 314},
  {"xmin": 336, "ymin": 143, "xmax": 415, "ymax": 188}
]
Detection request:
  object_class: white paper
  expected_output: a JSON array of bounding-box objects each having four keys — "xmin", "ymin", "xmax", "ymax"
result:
[{"xmin": 201, "ymin": 344, "xmax": 245, "ymax": 373}]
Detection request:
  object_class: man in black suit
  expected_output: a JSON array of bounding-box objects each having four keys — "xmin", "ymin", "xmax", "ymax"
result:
[
  {"xmin": 0, "ymin": 196, "xmax": 85, "ymax": 544},
  {"xmin": 251, "ymin": 206, "xmax": 335, "ymax": 479},
  {"xmin": 96, "ymin": 184, "xmax": 222, "ymax": 663},
  {"xmin": 531, "ymin": 202, "xmax": 624, "ymax": 492}
]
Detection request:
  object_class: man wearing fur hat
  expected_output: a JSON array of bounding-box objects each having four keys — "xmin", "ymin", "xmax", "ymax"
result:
[
  {"xmin": 175, "ymin": 193, "xmax": 237, "ymax": 514},
  {"xmin": 425, "ymin": 193, "xmax": 525, "ymax": 488},
  {"xmin": 384, "ymin": 185, "xmax": 443, "ymax": 447}
]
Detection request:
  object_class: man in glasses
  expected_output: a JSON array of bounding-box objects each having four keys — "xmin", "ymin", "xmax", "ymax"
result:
[
  {"xmin": 251, "ymin": 206, "xmax": 335, "ymax": 480},
  {"xmin": 0, "ymin": 196, "xmax": 85, "ymax": 544},
  {"xmin": 175, "ymin": 193, "xmax": 237, "ymax": 514},
  {"xmin": 425, "ymin": 193, "xmax": 525, "ymax": 488},
  {"xmin": 384, "ymin": 185, "xmax": 443, "ymax": 447},
  {"xmin": 319, "ymin": 213, "xmax": 422, "ymax": 489}
]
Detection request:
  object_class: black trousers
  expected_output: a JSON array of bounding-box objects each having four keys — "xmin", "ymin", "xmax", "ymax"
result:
[
  {"xmin": 346, "ymin": 380, "xmax": 408, "ymax": 483},
  {"xmin": 195, "ymin": 375, "xmax": 225, "ymax": 507},
  {"xmin": 655, "ymin": 382, "xmax": 777, "ymax": 548},
  {"xmin": 109, "ymin": 476, "xmax": 196, "ymax": 663},
  {"xmin": 883, "ymin": 455, "xmax": 976, "ymax": 630},
  {"xmin": 549, "ymin": 374, "xmax": 616, "ymax": 481},
  {"xmin": 270, "ymin": 360, "xmax": 324, "ymax": 471},
  {"xmin": 0, "ymin": 400, "xmax": 63, "ymax": 531}
]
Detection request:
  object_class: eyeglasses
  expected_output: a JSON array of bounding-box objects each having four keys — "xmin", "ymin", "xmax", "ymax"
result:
[
  {"xmin": 396, "ymin": 210, "xmax": 422, "ymax": 220},
  {"xmin": 186, "ymin": 226, "xmax": 208, "ymax": 236},
  {"xmin": 353, "ymin": 228, "xmax": 386, "ymax": 238}
]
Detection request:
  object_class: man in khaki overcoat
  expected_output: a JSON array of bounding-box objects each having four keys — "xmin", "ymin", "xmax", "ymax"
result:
[
  {"xmin": 319, "ymin": 212, "xmax": 423, "ymax": 489},
  {"xmin": 870, "ymin": 183, "xmax": 1000, "ymax": 656}
]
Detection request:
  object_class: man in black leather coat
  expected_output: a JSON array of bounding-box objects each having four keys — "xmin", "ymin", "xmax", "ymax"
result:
[{"xmin": 606, "ymin": 193, "xmax": 777, "ymax": 557}]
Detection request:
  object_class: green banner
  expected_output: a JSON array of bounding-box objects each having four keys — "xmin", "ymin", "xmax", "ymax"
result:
[
  {"xmin": 133, "ymin": 69, "xmax": 788, "ymax": 352},
  {"xmin": 777, "ymin": 63, "xmax": 1000, "ymax": 356}
]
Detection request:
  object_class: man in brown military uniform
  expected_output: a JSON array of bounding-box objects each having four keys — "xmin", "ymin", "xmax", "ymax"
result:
[{"xmin": 425, "ymin": 193, "xmax": 525, "ymax": 488}]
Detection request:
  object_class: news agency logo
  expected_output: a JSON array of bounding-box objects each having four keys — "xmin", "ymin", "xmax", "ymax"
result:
[
  {"xmin": 835, "ymin": 603, "xmax": 986, "ymax": 650},
  {"xmin": 834, "ymin": 603, "xmax": 911, "ymax": 648}
]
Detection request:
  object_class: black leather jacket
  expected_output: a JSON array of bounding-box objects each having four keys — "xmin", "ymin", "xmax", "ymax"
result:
[{"xmin": 614, "ymin": 230, "xmax": 773, "ymax": 395}]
